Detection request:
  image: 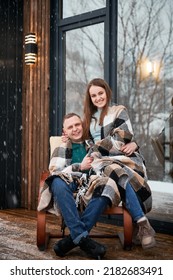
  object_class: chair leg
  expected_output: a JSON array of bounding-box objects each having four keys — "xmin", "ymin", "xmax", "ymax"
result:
[
  {"xmin": 123, "ymin": 208, "xmax": 133, "ymax": 250},
  {"xmin": 36, "ymin": 206, "xmax": 133, "ymax": 251},
  {"xmin": 61, "ymin": 217, "xmax": 66, "ymax": 236},
  {"xmin": 115, "ymin": 207, "xmax": 132, "ymax": 250},
  {"xmin": 37, "ymin": 210, "xmax": 50, "ymax": 251}
]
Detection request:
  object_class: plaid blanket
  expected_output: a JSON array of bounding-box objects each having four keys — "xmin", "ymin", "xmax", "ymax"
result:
[
  {"xmin": 37, "ymin": 105, "xmax": 152, "ymax": 215},
  {"xmin": 98, "ymin": 105, "xmax": 134, "ymax": 141},
  {"xmin": 87, "ymin": 136, "xmax": 152, "ymax": 213}
]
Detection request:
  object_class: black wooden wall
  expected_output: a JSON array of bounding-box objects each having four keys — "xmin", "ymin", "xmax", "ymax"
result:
[{"xmin": 0, "ymin": 0, "xmax": 23, "ymax": 209}]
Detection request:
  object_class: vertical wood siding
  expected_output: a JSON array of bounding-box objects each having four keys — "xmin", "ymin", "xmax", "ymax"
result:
[{"xmin": 22, "ymin": 0, "xmax": 50, "ymax": 209}]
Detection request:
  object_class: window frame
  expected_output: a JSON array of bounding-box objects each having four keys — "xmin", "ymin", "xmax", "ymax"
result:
[{"xmin": 49, "ymin": 0, "xmax": 118, "ymax": 135}]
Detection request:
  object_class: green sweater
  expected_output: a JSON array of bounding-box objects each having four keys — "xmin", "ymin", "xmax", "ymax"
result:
[{"xmin": 71, "ymin": 142, "xmax": 87, "ymax": 164}]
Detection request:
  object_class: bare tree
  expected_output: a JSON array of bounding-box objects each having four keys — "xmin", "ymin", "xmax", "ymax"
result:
[{"xmin": 118, "ymin": 0, "xmax": 173, "ymax": 180}]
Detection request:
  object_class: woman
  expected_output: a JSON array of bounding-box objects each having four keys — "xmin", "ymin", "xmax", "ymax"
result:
[{"xmin": 82, "ymin": 78, "xmax": 156, "ymax": 250}]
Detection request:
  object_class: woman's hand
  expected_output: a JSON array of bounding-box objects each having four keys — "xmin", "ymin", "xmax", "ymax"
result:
[
  {"xmin": 121, "ymin": 142, "xmax": 138, "ymax": 156},
  {"xmin": 61, "ymin": 132, "xmax": 69, "ymax": 143}
]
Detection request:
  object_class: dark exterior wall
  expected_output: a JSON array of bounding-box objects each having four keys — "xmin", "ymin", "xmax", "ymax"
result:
[
  {"xmin": 0, "ymin": 0, "xmax": 50, "ymax": 211},
  {"xmin": 22, "ymin": 0, "xmax": 50, "ymax": 210},
  {"xmin": 0, "ymin": 0, "xmax": 23, "ymax": 209}
]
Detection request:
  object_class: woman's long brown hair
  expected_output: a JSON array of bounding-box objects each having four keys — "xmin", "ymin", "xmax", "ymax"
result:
[{"xmin": 82, "ymin": 78, "xmax": 112, "ymax": 140}]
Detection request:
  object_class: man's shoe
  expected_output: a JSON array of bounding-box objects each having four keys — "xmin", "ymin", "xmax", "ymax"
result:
[
  {"xmin": 54, "ymin": 235, "xmax": 76, "ymax": 257},
  {"xmin": 79, "ymin": 236, "xmax": 106, "ymax": 259},
  {"xmin": 137, "ymin": 219, "xmax": 156, "ymax": 249}
]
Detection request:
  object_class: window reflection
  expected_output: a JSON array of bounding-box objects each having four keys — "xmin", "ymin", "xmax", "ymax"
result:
[
  {"xmin": 63, "ymin": 0, "xmax": 106, "ymax": 18},
  {"xmin": 118, "ymin": 0, "xmax": 173, "ymax": 183},
  {"xmin": 65, "ymin": 23, "xmax": 104, "ymax": 116}
]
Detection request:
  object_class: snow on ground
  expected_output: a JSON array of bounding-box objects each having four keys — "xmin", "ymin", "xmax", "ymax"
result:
[
  {"xmin": 148, "ymin": 180, "xmax": 173, "ymax": 194},
  {"xmin": 147, "ymin": 180, "xmax": 173, "ymax": 221}
]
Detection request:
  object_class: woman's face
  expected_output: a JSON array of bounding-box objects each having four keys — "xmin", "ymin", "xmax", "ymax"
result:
[{"xmin": 89, "ymin": 85, "xmax": 107, "ymax": 109}]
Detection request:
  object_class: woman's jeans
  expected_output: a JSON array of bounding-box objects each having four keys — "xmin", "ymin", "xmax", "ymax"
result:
[
  {"xmin": 51, "ymin": 177, "xmax": 110, "ymax": 244},
  {"xmin": 125, "ymin": 182, "xmax": 144, "ymax": 222},
  {"xmin": 51, "ymin": 178, "xmax": 144, "ymax": 244}
]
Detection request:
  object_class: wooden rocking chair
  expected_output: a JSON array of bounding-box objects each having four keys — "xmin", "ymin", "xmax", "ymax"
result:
[{"xmin": 36, "ymin": 137, "xmax": 133, "ymax": 251}]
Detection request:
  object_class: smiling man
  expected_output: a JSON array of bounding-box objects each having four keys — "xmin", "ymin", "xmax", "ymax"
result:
[{"xmin": 48, "ymin": 113, "xmax": 110, "ymax": 259}]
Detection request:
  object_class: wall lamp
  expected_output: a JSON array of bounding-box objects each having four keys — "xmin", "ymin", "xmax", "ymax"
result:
[
  {"xmin": 25, "ymin": 33, "xmax": 37, "ymax": 65},
  {"xmin": 137, "ymin": 57, "xmax": 161, "ymax": 81}
]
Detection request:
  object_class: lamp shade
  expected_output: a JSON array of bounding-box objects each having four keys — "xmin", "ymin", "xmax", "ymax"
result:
[{"xmin": 25, "ymin": 33, "xmax": 37, "ymax": 65}]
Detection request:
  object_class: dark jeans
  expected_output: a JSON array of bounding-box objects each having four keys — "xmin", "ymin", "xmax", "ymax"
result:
[
  {"xmin": 51, "ymin": 178, "xmax": 144, "ymax": 243},
  {"xmin": 51, "ymin": 177, "xmax": 110, "ymax": 244}
]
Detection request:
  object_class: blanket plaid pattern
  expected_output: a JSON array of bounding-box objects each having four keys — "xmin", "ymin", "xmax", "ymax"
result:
[{"xmin": 37, "ymin": 105, "xmax": 152, "ymax": 215}]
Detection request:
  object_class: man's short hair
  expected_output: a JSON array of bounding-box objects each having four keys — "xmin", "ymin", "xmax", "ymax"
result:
[{"xmin": 63, "ymin": 113, "xmax": 82, "ymax": 126}]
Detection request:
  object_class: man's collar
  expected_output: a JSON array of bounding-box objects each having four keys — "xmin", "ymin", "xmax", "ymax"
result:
[{"xmin": 71, "ymin": 140, "xmax": 83, "ymax": 144}]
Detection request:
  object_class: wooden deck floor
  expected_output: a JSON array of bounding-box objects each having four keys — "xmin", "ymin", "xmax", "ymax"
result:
[{"xmin": 0, "ymin": 208, "xmax": 173, "ymax": 260}]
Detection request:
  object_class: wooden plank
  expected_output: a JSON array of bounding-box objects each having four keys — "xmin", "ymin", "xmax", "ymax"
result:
[
  {"xmin": 22, "ymin": 0, "xmax": 50, "ymax": 210},
  {"xmin": 0, "ymin": 209, "xmax": 173, "ymax": 260}
]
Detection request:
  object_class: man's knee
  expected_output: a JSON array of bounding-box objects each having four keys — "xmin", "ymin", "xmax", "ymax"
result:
[{"xmin": 51, "ymin": 177, "xmax": 67, "ymax": 195}]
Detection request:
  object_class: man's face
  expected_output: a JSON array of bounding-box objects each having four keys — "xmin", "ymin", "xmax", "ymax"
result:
[{"xmin": 63, "ymin": 115, "xmax": 83, "ymax": 142}]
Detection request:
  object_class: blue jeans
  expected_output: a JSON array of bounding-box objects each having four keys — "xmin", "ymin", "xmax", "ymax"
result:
[
  {"xmin": 51, "ymin": 177, "xmax": 110, "ymax": 244},
  {"xmin": 125, "ymin": 182, "xmax": 144, "ymax": 222}
]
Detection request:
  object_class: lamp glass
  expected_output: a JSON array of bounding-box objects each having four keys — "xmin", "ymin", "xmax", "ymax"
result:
[{"xmin": 25, "ymin": 33, "xmax": 37, "ymax": 65}]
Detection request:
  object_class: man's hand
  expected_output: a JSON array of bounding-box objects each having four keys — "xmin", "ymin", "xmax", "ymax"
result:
[
  {"xmin": 80, "ymin": 155, "xmax": 93, "ymax": 170},
  {"xmin": 120, "ymin": 142, "xmax": 138, "ymax": 156}
]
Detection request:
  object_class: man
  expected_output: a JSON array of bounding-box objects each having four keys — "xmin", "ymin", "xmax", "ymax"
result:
[{"xmin": 47, "ymin": 113, "xmax": 110, "ymax": 259}]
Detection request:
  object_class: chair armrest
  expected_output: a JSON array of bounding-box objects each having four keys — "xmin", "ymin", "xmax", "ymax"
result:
[{"xmin": 38, "ymin": 170, "xmax": 50, "ymax": 203}]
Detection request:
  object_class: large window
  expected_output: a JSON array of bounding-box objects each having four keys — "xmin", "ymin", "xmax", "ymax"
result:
[{"xmin": 118, "ymin": 0, "xmax": 173, "ymax": 222}]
